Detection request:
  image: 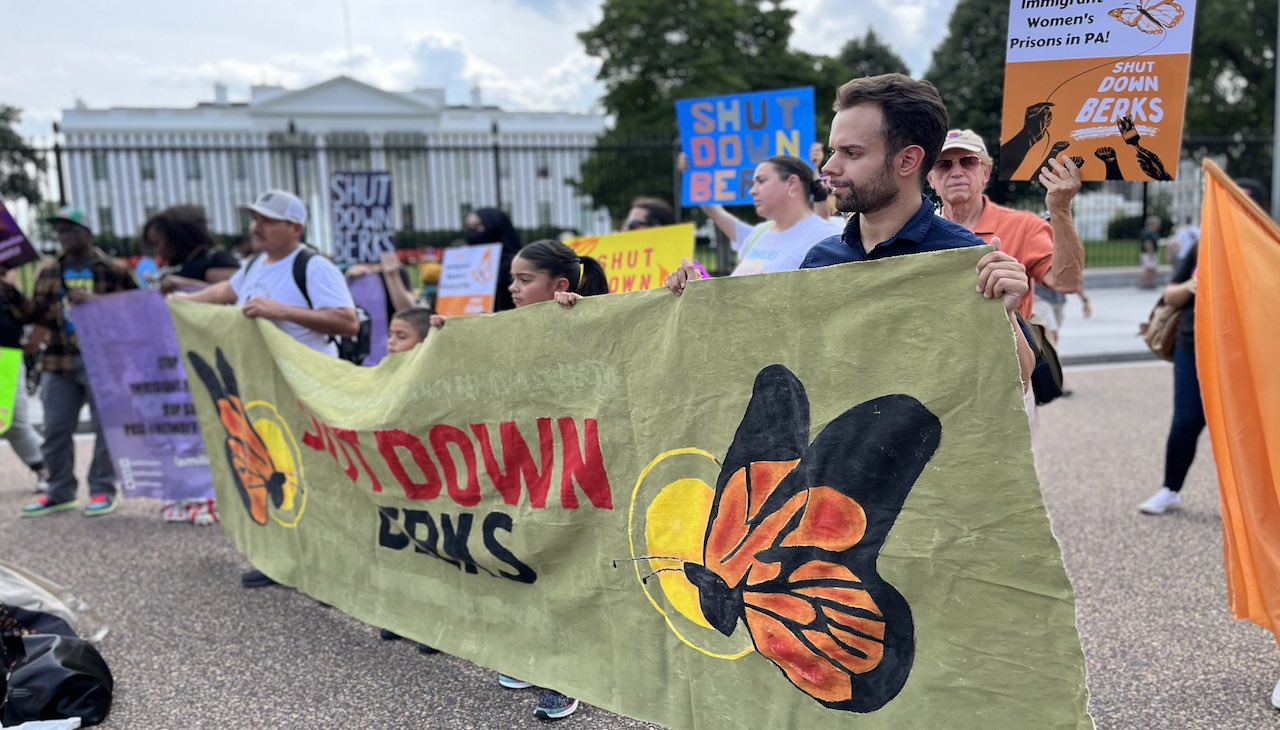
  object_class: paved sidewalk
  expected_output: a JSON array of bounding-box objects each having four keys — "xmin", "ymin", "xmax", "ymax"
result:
[
  {"xmin": 1052, "ymin": 285, "xmax": 1163, "ymax": 365},
  {"xmin": 1042, "ymin": 266, "xmax": 1174, "ymax": 366}
]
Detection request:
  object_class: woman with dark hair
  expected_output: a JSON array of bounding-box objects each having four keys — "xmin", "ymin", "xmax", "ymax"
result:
[
  {"xmin": 144, "ymin": 205, "xmax": 239, "ymax": 294},
  {"xmin": 695, "ymin": 155, "xmax": 843, "ymax": 276},
  {"xmin": 464, "ymin": 207, "xmax": 523, "ymax": 311},
  {"xmin": 142, "ymin": 205, "xmax": 238, "ymax": 525}
]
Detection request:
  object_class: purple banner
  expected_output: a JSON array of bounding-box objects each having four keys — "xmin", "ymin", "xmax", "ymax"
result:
[
  {"xmin": 0, "ymin": 201, "xmax": 40, "ymax": 268},
  {"xmin": 349, "ymin": 274, "xmax": 389, "ymax": 367},
  {"xmin": 331, "ymin": 171, "xmax": 394, "ymax": 264},
  {"xmin": 74, "ymin": 290, "xmax": 213, "ymax": 500}
]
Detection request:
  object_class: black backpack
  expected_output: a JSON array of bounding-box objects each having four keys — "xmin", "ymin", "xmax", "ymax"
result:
[{"xmin": 244, "ymin": 247, "xmax": 371, "ymax": 365}]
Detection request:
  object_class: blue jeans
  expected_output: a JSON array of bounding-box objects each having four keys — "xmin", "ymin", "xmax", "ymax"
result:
[
  {"xmin": 41, "ymin": 357, "xmax": 116, "ymax": 503},
  {"xmin": 1163, "ymin": 342, "xmax": 1206, "ymax": 491}
]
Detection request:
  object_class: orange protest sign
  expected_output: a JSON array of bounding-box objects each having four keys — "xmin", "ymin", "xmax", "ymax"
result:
[
  {"xmin": 435, "ymin": 243, "xmax": 502, "ymax": 316},
  {"xmin": 1196, "ymin": 159, "xmax": 1280, "ymax": 639},
  {"xmin": 999, "ymin": 0, "xmax": 1197, "ymax": 181}
]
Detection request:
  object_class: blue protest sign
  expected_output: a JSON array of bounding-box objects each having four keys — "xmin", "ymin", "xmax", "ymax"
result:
[{"xmin": 677, "ymin": 87, "xmax": 815, "ymax": 207}]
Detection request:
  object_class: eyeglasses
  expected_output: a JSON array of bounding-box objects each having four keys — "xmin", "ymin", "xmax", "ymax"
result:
[
  {"xmin": 932, "ymin": 155, "xmax": 983, "ymax": 173},
  {"xmin": 624, "ymin": 219, "xmax": 651, "ymax": 231}
]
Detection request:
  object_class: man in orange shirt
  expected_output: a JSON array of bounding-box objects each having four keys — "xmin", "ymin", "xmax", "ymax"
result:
[
  {"xmin": 928, "ymin": 129, "xmax": 1084, "ymax": 453},
  {"xmin": 927, "ymin": 129, "xmax": 1084, "ymax": 319}
]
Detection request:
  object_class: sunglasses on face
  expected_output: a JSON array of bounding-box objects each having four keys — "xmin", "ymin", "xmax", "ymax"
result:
[
  {"xmin": 932, "ymin": 155, "xmax": 983, "ymax": 173},
  {"xmin": 624, "ymin": 218, "xmax": 651, "ymax": 231}
]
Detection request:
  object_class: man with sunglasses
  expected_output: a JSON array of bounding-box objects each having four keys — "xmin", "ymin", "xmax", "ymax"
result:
[{"xmin": 927, "ymin": 129, "xmax": 1085, "ymax": 320}]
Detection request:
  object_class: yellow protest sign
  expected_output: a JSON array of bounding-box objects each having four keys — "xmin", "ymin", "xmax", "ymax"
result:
[{"xmin": 565, "ymin": 223, "xmax": 694, "ymax": 293}]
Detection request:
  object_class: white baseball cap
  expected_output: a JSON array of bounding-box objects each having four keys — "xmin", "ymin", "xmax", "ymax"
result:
[
  {"xmin": 940, "ymin": 129, "xmax": 989, "ymax": 157},
  {"xmin": 242, "ymin": 190, "xmax": 307, "ymax": 225}
]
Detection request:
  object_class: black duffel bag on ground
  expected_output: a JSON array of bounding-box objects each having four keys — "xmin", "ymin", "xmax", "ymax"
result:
[{"xmin": 2, "ymin": 633, "xmax": 114, "ymax": 727}]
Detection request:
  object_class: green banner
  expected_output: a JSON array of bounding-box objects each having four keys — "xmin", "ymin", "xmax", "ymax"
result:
[
  {"xmin": 0, "ymin": 347, "xmax": 23, "ymax": 435},
  {"xmin": 170, "ymin": 248, "xmax": 1091, "ymax": 729}
]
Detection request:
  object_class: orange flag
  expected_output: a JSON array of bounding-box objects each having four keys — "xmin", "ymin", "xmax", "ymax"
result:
[{"xmin": 1198, "ymin": 159, "xmax": 1280, "ymax": 638}]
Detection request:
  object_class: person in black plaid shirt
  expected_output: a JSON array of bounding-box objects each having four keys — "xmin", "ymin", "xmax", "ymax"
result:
[{"xmin": 4, "ymin": 206, "xmax": 137, "ymax": 517}]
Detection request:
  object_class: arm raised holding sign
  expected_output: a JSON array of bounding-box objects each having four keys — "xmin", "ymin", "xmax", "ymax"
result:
[{"xmin": 677, "ymin": 152, "xmax": 841, "ymax": 277}]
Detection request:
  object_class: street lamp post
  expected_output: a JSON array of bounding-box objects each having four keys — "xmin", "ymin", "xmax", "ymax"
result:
[
  {"xmin": 51, "ymin": 121, "xmax": 66, "ymax": 206},
  {"xmin": 288, "ymin": 120, "xmax": 302, "ymax": 196},
  {"xmin": 491, "ymin": 120, "xmax": 502, "ymax": 210}
]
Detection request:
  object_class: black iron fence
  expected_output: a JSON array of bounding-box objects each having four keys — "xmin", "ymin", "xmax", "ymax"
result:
[
  {"xmin": 3, "ymin": 133, "xmax": 1271, "ymax": 269},
  {"xmin": 11, "ymin": 136, "xmax": 679, "ymax": 256}
]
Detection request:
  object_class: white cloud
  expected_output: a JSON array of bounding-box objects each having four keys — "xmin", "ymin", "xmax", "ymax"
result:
[
  {"xmin": 786, "ymin": 0, "xmax": 956, "ymax": 76},
  {"xmin": 401, "ymin": 31, "xmax": 602, "ymax": 112},
  {"xmin": 3, "ymin": 0, "xmax": 950, "ymax": 139}
]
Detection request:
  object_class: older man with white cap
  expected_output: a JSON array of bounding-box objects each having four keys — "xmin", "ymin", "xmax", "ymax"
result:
[
  {"xmin": 926, "ymin": 129, "xmax": 1086, "ymax": 455},
  {"xmin": 176, "ymin": 189, "xmax": 358, "ymax": 588},
  {"xmin": 926, "ymin": 129, "xmax": 1085, "ymax": 317}
]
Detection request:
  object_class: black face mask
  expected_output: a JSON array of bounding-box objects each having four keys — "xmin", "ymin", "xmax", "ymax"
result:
[{"xmin": 465, "ymin": 229, "xmax": 488, "ymax": 245}]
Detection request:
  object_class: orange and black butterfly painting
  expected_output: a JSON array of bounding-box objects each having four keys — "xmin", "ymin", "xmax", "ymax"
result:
[
  {"xmin": 187, "ymin": 348, "xmax": 291, "ymax": 526},
  {"xmin": 1108, "ymin": 0, "xmax": 1186, "ymax": 34},
  {"xmin": 625, "ymin": 364, "xmax": 942, "ymax": 713}
]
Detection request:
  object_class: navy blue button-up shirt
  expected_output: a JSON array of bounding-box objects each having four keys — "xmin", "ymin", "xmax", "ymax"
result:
[{"xmin": 801, "ymin": 194, "xmax": 982, "ymax": 268}]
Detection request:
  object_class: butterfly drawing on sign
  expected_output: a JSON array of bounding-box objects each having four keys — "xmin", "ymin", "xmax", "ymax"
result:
[
  {"xmin": 187, "ymin": 348, "xmax": 293, "ymax": 526},
  {"xmin": 1108, "ymin": 0, "xmax": 1186, "ymax": 34},
  {"xmin": 619, "ymin": 364, "xmax": 942, "ymax": 712}
]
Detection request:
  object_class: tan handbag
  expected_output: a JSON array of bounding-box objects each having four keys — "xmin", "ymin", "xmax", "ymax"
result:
[{"xmin": 1139, "ymin": 298, "xmax": 1183, "ymax": 361}]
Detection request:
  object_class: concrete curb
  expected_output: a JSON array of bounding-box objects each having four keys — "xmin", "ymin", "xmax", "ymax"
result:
[{"xmin": 1061, "ymin": 350, "xmax": 1158, "ymax": 367}]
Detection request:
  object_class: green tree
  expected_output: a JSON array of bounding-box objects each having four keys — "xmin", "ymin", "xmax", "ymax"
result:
[
  {"xmin": 0, "ymin": 106, "xmax": 45, "ymax": 204},
  {"xmin": 923, "ymin": 0, "xmax": 1016, "ymax": 200},
  {"xmin": 1182, "ymin": 0, "xmax": 1276, "ymax": 186},
  {"xmin": 576, "ymin": 0, "xmax": 846, "ymax": 222},
  {"xmin": 1185, "ymin": 0, "xmax": 1276, "ymax": 137},
  {"xmin": 838, "ymin": 29, "xmax": 910, "ymax": 80}
]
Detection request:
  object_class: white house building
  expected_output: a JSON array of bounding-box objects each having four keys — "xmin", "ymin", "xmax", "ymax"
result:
[{"xmin": 57, "ymin": 76, "xmax": 613, "ymax": 249}]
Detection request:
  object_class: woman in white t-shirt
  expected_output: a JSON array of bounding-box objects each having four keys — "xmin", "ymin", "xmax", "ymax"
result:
[{"xmin": 700, "ymin": 155, "xmax": 844, "ymax": 276}]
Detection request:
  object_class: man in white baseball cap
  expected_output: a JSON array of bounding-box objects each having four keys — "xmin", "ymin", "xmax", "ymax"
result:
[
  {"xmin": 242, "ymin": 189, "xmax": 308, "ymax": 226},
  {"xmin": 173, "ymin": 189, "xmax": 357, "ymax": 587}
]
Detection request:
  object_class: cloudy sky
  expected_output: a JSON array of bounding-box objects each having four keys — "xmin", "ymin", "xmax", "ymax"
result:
[{"xmin": 2, "ymin": 0, "xmax": 956, "ymax": 140}]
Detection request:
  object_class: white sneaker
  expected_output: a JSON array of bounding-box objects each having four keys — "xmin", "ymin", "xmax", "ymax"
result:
[
  {"xmin": 1139, "ymin": 488, "xmax": 1182, "ymax": 515},
  {"xmin": 1271, "ymin": 679, "xmax": 1280, "ymax": 709},
  {"xmin": 161, "ymin": 501, "xmax": 189, "ymax": 523},
  {"xmin": 497, "ymin": 674, "xmax": 535, "ymax": 689},
  {"xmin": 191, "ymin": 499, "xmax": 220, "ymax": 527}
]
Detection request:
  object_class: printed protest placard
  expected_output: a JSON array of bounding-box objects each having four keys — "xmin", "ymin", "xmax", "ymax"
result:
[
  {"xmin": 331, "ymin": 171, "xmax": 395, "ymax": 264},
  {"xmin": 565, "ymin": 223, "xmax": 695, "ymax": 293},
  {"xmin": 75, "ymin": 290, "xmax": 213, "ymax": 501},
  {"xmin": 0, "ymin": 201, "xmax": 41, "ymax": 268},
  {"xmin": 0, "ymin": 347, "xmax": 22, "ymax": 435},
  {"xmin": 677, "ymin": 88, "xmax": 816, "ymax": 206},
  {"xmin": 435, "ymin": 244, "xmax": 502, "ymax": 316},
  {"xmin": 1000, "ymin": 0, "xmax": 1198, "ymax": 181}
]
